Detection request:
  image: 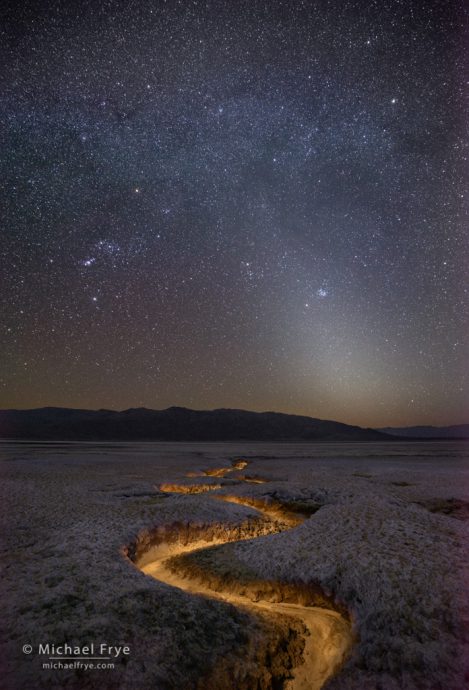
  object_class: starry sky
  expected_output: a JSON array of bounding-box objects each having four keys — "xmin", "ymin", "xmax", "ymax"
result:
[{"xmin": 1, "ymin": 0, "xmax": 468, "ymax": 427}]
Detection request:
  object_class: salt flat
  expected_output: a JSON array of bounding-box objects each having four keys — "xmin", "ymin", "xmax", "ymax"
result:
[{"xmin": 1, "ymin": 441, "xmax": 468, "ymax": 689}]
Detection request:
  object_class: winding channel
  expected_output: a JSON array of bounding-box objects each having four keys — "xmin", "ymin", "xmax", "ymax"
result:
[{"xmin": 132, "ymin": 460, "xmax": 354, "ymax": 689}]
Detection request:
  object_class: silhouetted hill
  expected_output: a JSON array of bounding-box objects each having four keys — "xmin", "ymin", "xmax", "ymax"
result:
[
  {"xmin": 0, "ymin": 406, "xmax": 393, "ymax": 442},
  {"xmin": 379, "ymin": 424, "xmax": 469, "ymax": 439}
]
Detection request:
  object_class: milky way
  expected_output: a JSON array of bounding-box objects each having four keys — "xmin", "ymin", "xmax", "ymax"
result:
[{"xmin": 1, "ymin": 0, "xmax": 467, "ymax": 425}]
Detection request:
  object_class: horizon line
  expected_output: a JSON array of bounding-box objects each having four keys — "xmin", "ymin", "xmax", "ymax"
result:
[{"xmin": 0, "ymin": 404, "xmax": 467, "ymax": 430}]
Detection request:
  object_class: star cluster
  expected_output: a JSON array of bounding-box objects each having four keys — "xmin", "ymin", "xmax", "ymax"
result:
[{"xmin": 1, "ymin": 0, "xmax": 468, "ymax": 426}]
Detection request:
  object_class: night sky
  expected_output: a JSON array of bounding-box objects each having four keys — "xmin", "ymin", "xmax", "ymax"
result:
[{"xmin": 1, "ymin": 0, "xmax": 467, "ymax": 427}]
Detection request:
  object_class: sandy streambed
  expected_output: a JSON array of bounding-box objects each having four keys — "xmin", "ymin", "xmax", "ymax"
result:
[{"xmin": 137, "ymin": 493, "xmax": 353, "ymax": 689}]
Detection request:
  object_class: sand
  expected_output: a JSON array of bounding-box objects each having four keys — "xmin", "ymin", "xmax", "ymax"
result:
[{"xmin": 139, "ymin": 486, "xmax": 353, "ymax": 689}]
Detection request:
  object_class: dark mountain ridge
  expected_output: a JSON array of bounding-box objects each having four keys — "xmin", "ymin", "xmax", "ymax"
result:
[
  {"xmin": 0, "ymin": 406, "xmax": 392, "ymax": 442},
  {"xmin": 379, "ymin": 424, "xmax": 469, "ymax": 439}
]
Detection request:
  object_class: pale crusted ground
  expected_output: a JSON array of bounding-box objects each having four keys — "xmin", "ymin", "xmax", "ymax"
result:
[{"xmin": 1, "ymin": 441, "xmax": 468, "ymax": 689}]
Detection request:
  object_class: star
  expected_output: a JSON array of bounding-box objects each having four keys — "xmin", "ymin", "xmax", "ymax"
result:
[{"xmin": 0, "ymin": 0, "xmax": 465, "ymax": 428}]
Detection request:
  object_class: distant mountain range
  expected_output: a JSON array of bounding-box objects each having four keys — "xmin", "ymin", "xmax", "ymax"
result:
[
  {"xmin": 0, "ymin": 406, "xmax": 391, "ymax": 442},
  {"xmin": 378, "ymin": 425, "xmax": 469, "ymax": 439}
]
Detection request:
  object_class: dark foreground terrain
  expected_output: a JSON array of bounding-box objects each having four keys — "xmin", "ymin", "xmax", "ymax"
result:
[{"xmin": 1, "ymin": 441, "xmax": 468, "ymax": 689}]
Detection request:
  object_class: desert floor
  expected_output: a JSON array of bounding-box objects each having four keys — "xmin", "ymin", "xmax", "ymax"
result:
[{"xmin": 1, "ymin": 441, "xmax": 468, "ymax": 689}]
